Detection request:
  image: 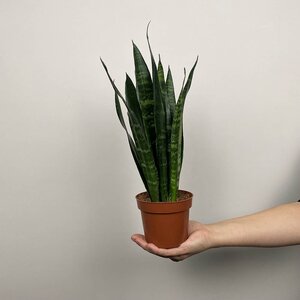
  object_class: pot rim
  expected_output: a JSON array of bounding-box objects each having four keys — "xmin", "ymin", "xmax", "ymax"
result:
[
  {"xmin": 136, "ymin": 190, "xmax": 193, "ymax": 203},
  {"xmin": 136, "ymin": 190, "xmax": 193, "ymax": 214}
]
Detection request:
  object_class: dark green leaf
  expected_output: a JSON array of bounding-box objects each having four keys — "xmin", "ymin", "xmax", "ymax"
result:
[
  {"xmin": 169, "ymin": 57, "xmax": 198, "ymax": 201},
  {"xmin": 127, "ymin": 109, "xmax": 160, "ymax": 201},
  {"xmin": 166, "ymin": 67, "xmax": 176, "ymax": 120},
  {"xmin": 101, "ymin": 58, "xmax": 160, "ymax": 201},
  {"xmin": 147, "ymin": 27, "xmax": 168, "ymax": 201},
  {"xmin": 157, "ymin": 56, "xmax": 166, "ymax": 94},
  {"xmin": 114, "ymin": 92, "xmax": 149, "ymax": 193},
  {"xmin": 132, "ymin": 42, "xmax": 156, "ymax": 157},
  {"xmin": 125, "ymin": 74, "xmax": 143, "ymax": 125},
  {"xmin": 100, "ymin": 58, "xmax": 127, "ymax": 106},
  {"xmin": 165, "ymin": 67, "xmax": 176, "ymax": 196}
]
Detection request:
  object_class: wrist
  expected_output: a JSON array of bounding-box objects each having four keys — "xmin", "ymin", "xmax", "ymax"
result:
[{"xmin": 205, "ymin": 220, "xmax": 244, "ymax": 249}]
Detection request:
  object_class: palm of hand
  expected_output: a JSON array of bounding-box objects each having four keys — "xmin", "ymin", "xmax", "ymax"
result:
[{"xmin": 131, "ymin": 221, "xmax": 211, "ymax": 262}]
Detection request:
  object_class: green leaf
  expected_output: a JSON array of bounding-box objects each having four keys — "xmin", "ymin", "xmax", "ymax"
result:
[
  {"xmin": 132, "ymin": 42, "xmax": 156, "ymax": 158},
  {"xmin": 157, "ymin": 56, "xmax": 166, "ymax": 95},
  {"xmin": 147, "ymin": 27, "xmax": 168, "ymax": 201},
  {"xmin": 100, "ymin": 58, "xmax": 129, "ymax": 109},
  {"xmin": 169, "ymin": 57, "xmax": 198, "ymax": 201},
  {"xmin": 158, "ymin": 58, "xmax": 170, "ymax": 142},
  {"xmin": 125, "ymin": 74, "xmax": 143, "ymax": 125},
  {"xmin": 127, "ymin": 109, "xmax": 160, "ymax": 202},
  {"xmin": 179, "ymin": 130, "xmax": 184, "ymax": 178},
  {"xmin": 166, "ymin": 67, "xmax": 176, "ymax": 121},
  {"xmin": 101, "ymin": 58, "xmax": 160, "ymax": 201},
  {"xmin": 165, "ymin": 67, "xmax": 176, "ymax": 196},
  {"xmin": 114, "ymin": 92, "xmax": 149, "ymax": 193}
]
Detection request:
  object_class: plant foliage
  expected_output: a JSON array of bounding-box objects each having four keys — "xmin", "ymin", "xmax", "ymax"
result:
[{"xmin": 101, "ymin": 25, "xmax": 198, "ymax": 202}]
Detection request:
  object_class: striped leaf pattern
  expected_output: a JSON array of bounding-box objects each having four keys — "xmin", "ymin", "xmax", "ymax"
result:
[
  {"xmin": 101, "ymin": 58, "xmax": 159, "ymax": 201},
  {"xmin": 169, "ymin": 57, "xmax": 198, "ymax": 201},
  {"xmin": 147, "ymin": 36, "xmax": 168, "ymax": 201},
  {"xmin": 132, "ymin": 43, "xmax": 156, "ymax": 159},
  {"xmin": 101, "ymin": 32, "xmax": 198, "ymax": 202},
  {"xmin": 114, "ymin": 92, "xmax": 148, "ymax": 192}
]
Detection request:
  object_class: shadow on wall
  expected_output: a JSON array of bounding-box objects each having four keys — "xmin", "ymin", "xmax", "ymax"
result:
[{"xmin": 183, "ymin": 244, "xmax": 299, "ymax": 280}]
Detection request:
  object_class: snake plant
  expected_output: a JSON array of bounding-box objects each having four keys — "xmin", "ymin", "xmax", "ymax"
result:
[{"xmin": 101, "ymin": 26, "xmax": 198, "ymax": 202}]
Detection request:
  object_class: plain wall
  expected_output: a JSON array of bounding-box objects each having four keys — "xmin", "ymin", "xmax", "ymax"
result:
[{"xmin": 1, "ymin": 0, "xmax": 300, "ymax": 299}]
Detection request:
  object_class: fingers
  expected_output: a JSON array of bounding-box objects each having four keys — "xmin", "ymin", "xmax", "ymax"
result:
[
  {"xmin": 170, "ymin": 254, "xmax": 191, "ymax": 262},
  {"xmin": 131, "ymin": 222, "xmax": 207, "ymax": 262},
  {"xmin": 131, "ymin": 234, "xmax": 148, "ymax": 249},
  {"xmin": 131, "ymin": 234, "xmax": 189, "ymax": 259},
  {"xmin": 147, "ymin": 243, "xmax": 188, "ymax": 257}
]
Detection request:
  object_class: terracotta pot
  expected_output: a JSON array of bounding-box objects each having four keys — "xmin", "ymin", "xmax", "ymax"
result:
[{"xmin": 136, "ymin": 190, "xmax": 193, "ymax": 249}]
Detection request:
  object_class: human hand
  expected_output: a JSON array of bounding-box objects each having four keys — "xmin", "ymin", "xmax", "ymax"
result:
[{"xmin": 131, "ymin": 221, "xmax": 212, "ymax": 262}]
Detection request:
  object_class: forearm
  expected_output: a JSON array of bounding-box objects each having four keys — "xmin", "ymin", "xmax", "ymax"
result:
[{"xmin": 207, "ymin": 202, "xmax": 300, "ymax": 248}]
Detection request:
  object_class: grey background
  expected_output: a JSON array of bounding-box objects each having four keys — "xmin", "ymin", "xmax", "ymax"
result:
[{"xmin": 1, "ymin": 0, "xmax": 300, "ymax": 299}]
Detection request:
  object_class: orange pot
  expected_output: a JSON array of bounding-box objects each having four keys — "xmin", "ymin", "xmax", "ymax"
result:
[{"xmin": 136, "ymin": 190, "xmax": 193, "ymax": 249}]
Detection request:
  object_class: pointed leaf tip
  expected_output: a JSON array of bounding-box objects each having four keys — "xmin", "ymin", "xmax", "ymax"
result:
[
  {"xmin": 146, "ymin": 21, "xmax": 151, "ymax": 38},
  {"xmin": 132, "ymin": 40, "xmax": 137, "ymax": 48},
  {"xmin": 193, "ymin": 56, "xmax": 199, "ymax": 68},
  {"xmin": 100, "ymin": 57, "xmax": 108, "ymax": 71}
]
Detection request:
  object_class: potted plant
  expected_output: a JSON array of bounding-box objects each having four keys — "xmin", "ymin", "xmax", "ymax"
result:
[{"xmin": 101, "ymin": 25, "xmax": 198, "ymax": 248}]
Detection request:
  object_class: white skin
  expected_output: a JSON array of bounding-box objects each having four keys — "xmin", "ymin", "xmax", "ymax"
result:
[{"xmin": 131, "ymin": 202, "xmax": 300, "ymax": 262}]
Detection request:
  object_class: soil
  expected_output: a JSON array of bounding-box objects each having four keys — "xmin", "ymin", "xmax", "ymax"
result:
[{"xmin": 138, "ymin": 190, "xmax": 192, "ymax": 202}]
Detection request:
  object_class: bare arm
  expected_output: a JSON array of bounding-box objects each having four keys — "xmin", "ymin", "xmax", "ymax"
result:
[
  {"xmin": 209, "ymin": 201, "xmax": 300, "ymax": 248},
  {"xmin": 131, "ymin": 201, "xmax": 300, "ymax": 261}
]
